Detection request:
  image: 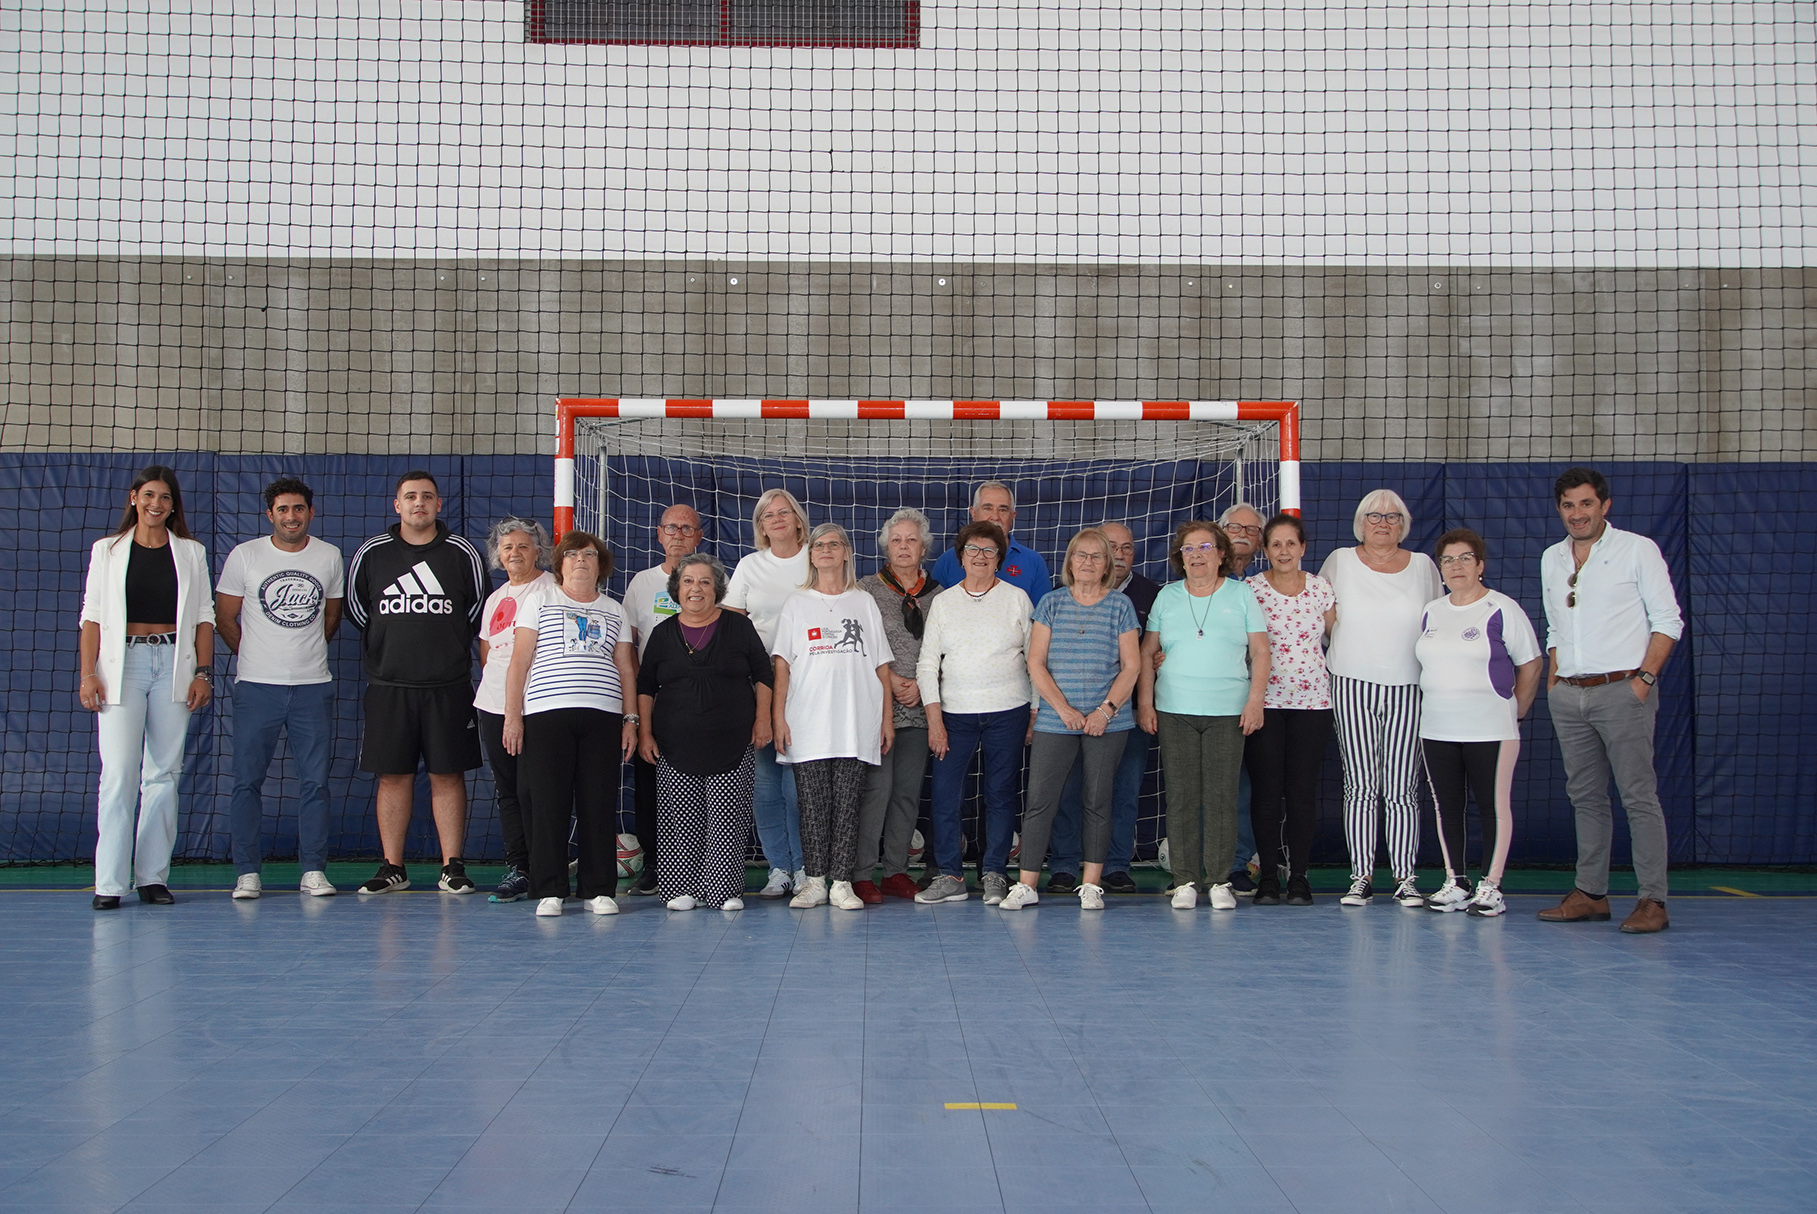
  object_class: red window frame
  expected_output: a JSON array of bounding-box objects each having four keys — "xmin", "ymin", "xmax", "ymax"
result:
[{"xmin": 525, "ymin": 0, "xmax": 921, "ymax": 49}]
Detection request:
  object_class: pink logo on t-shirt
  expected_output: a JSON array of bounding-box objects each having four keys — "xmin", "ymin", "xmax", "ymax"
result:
[{"xmin": 488, "ymin": 596, "xmax": 518, "ymax": 638}]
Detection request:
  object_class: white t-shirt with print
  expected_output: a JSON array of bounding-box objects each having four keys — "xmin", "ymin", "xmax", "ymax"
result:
[
  {"xmin": 625, "ymin": 563, "xmax": 681, "ymax": 659},
  {"xmin": 520, "ymin": 585, "xmax": 631, "ymax": 715},
  {"xmin": 1246, "ymin": 572, "xmax": 1336, "ymax": 710},
  {"xmin": 1415, "ymin": 589, "xmax": 1543, "ymax": 742},
  {"xmin": 725, "ymin": 546, "xmax": 811, "ymax": 649},
  {"xmin": 474, "ymin": 570, "xmax": 555, "ymax": 713},
  {"xmin": 217, "ymin": 536, "xmax": 346, "ymax": 685},
  {"xmin": 771, "ymin": 588, "xmax": 894, "ymax": 765}
]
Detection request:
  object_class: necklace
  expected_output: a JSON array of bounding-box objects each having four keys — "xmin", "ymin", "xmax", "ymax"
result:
[
  {"xmin": 962, "ymin": 581, "xmax": 994, "ymax": 601},
  {"xmin": 1187, "ymin": 582, "xmax": 1217, "ymax": 637}
]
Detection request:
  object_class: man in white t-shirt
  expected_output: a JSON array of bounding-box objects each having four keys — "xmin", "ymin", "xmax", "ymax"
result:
[
  {"xmin": 622, "ymin": 504, "xmax": 704, "ymax": 894},
  {"xmin": 216, "ymin": 477, "xmax": 346, "ymax": 899}
]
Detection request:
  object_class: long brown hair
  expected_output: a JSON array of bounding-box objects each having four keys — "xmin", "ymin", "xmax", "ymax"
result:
[{"xmin": 113, "ymin": 465, "xmax": 192, "ymax": 540}]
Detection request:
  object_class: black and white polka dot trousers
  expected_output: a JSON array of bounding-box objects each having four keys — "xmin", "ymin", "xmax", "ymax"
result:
[
  {"xmin": 793, "ymin": 756, "xmax": 871, "ymax": 882},
  {"xmin": 656, "ymin": 748, "xmax": 757, "ymax": 906}
]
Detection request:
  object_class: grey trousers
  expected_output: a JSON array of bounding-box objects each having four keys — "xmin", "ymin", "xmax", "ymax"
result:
[
  {"xmin": 1019, "ymin": 730, "xmax": 1129, "ymax": 875},
  {"xmin": 1550, "ymin": 679, "xmax": 1670, "ymax": 901},
  {"xmin": 1157, "ymin": 712, "xmax": 1246, "ymax": 890},
  {"xmin": 855, "ymin": 727, "xmax": 929, "ymax": 880}
]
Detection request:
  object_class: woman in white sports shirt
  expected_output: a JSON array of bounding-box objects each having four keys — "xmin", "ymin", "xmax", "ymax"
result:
[{"xmin": 1414, "ymin": 528, "xmax": 1543, "ymax": 917}]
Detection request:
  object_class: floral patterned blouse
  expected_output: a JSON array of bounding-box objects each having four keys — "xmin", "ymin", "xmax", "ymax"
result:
[{"xmin": 1246, "ymin": 572, "xmax": 1336, "ymax": 710}]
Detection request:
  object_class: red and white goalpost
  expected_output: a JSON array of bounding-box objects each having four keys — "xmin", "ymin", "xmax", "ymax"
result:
[{"xmin": 553, "ymin": 398, "xmax": 1300, "ymax": 539}]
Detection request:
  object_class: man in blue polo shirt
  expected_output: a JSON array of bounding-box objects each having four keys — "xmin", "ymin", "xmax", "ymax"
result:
[{"xmin": 931, "ymin": 480, "xmax": 1052, "ymax": 602}]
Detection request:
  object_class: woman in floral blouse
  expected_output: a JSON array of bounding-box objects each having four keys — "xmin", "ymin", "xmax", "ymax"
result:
[{"xmin": 1243, "ymin": 513, "xmax": 1337, "ymax": 905}]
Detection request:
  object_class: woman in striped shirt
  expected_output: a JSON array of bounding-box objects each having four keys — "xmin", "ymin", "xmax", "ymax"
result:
[{"xmin": 503, "ymin": 529, "xmax": 639, "ymax": 918}]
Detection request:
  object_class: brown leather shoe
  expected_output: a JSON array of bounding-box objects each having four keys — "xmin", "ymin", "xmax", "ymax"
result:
[
  {"xmin": 1620, "ymin": 898, "xmax": 1670, "ymax": 933},
  {"xmin": 1536, "ymin": 888, "xmax": 1612, "ymax": 922}
]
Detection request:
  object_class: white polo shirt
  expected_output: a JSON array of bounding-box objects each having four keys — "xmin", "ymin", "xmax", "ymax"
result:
[{"xmin": 1541, "ymin": 524, "xmax": 1683, "ymax": 678}]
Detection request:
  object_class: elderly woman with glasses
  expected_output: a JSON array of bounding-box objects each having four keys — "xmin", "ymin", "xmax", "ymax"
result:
[
  {"xmin": 1319, "ymin": 489, "xmax": 1444, "ymax": 909},
  {"xmin": 475, "ymin": 517, "xmax": 555, "ymax": 903},
  {"xmin": 854, "ymin": 508, "xmax": 944, "ymax": 902}
]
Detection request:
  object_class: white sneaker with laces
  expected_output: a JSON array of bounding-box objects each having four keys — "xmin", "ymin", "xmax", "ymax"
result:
[
  {"xmin": 1078, "ymin": 883, "xmax": 1105, "ymax": 911},
  {"xmin": 999, "ymin": 882, "xmax": 1040, "ymax": 910},
  {"xmin": 1393, "ymin": 877, "xmax": 1426, "ymax": 907},
  {"xmin": 1171, "ymin": 882, "xmax": 1198, "ymax": 910},
  {"xmin": 721, "ymin": 897, "xmax": 745, "ymax": 911},
  {"xmin": 587, "ymin": 895, "xmax": 619, "ymax": 915},
  {"xmin": 792, "ymin": 868, "xmax": 809, "ymax": 895},
  {"xmin": 828, "ymin": 881, "xmax": 864, "ymax": 911},
  {"xmin": 232, "ymin": 874, "xmax": 261, "ymax": 900},
  {"xmin": 535, "ymin": 897, "xmax": 563, "ymax": 917},
  {"xmin": 757, "ymin": 868, "xmax": 793, "ymax": 899},
  {"xmin": 298, "ymin": 871, "xmax": 337, "ymax": 897},
  {"xmin": 1425, "ymin": 877, "xmax": 1472, "ymax": 912},
  {"xmin": 1465, "ymin": 881, "xmax": 1506, "ymax": 917},
  {"xmin": 667, "ymin": 894, "xmax": 698, "ymax": 911},
  {"xmin": 1209, "ymin": 882, "xmax": 1238, "ymax": 910},
  {"xmin": 790, "ymin": 876, "xmax": 829, "ymax": 908},
  {"xmin": 1340, "ymin": 877, "xmax": 1373, "ymax": 906}
]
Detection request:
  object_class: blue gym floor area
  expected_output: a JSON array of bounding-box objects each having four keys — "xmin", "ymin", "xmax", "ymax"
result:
[{"xmin": 2, "ymin": 890, "xmax": 1813, "ymax": 1214}]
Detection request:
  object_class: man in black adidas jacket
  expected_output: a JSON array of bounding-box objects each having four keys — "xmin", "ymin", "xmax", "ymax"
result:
[{"xmin": 345, "ymin": 470, "xmax": 489, "ymax": 895}]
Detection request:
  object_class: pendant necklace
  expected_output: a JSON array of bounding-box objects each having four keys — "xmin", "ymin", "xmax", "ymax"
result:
[{"xmin": 1189, "ymin": 586, "xmax": 1215, "ymax": 637}]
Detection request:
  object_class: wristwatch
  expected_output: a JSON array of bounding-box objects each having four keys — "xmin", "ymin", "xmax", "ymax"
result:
[{"xmin": 1632, "ymin": 670, "xmax": 1657, "ymax": 687}]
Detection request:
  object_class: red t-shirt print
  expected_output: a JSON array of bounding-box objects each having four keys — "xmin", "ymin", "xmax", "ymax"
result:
[
  {"xmin": 488, "ymin": 595, "xmax": 519, "ymax": 638},
  {"xmin": 808, "ymin": 627, "xmax": 822, "ymax": 640}
]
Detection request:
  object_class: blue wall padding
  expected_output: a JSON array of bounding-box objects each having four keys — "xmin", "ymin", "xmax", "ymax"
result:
[{"xmin": 1, "ymin": 453, "xmax": 1808, "ymax": 866}]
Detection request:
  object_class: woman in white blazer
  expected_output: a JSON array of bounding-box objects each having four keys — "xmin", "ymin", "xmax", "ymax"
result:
[{"xmin": 78, "ymin": 466, "xmax": 215, "ymax": 909}]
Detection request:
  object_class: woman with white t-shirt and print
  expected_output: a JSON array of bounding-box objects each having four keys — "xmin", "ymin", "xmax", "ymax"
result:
[
  {"xmin": 504, "ymin": 530, "xmax": 638, "ymax": 919},
  {"xmin": 474, "ymin": 517, "xmax": 555, "ymax": 903},
  {"xmin": 1243, "ymin": 513, "xmax": 1337, "ymax": 907},
  {"xmin": 1319, "ymin": 489, "xmax": 1444, "ymax": 909},
  {"xmin": 725, "ymin": 487, "xmax": 811, "ymax": 899},
  {"xmin": 1415, "ymin": 529, "xmax": 1542, "ymax": 917},
  {"xmin": 772, "ymin": 524, "xmax": 895, "ymax": 911}
]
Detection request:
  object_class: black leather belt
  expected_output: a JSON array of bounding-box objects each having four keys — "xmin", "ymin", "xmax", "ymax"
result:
[{"xmin": 126, "ymin": 632, "xmax": 178, "ymax": 646}]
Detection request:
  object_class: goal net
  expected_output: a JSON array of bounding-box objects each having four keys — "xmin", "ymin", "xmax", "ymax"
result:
[{"xmin": 562, "ymin": 398, "xmax": 1297, "ymax": 869}]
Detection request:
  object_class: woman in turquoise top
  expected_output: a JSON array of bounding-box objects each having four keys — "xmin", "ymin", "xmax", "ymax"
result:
[{"xmin": 1136, "ymin": 521, "xmax": 1270, "ymax": 910}]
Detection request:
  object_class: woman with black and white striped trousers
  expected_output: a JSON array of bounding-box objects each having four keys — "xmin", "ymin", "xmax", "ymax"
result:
[
  {"xmin": 503, "ymin": 529, "xmax": 638, "ymax": 919},
  {"xmin": 1319, "ymin": 490, "xmax": 1443, "ymax": 908}
]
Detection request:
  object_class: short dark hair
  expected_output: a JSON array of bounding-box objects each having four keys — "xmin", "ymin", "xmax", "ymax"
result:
[
  {"xmin": 952, "ymin": 521, "xmax": 1009, "ymax": 570},
  {"xmin": 552, "ymin": 529, "xmax": 614, "ymax": 589},
  {"xmin": 395, "ymin": 469, "xmax": 439, "ymax": 497},
  {"xmin": 1554, "ymin": 466, "xmax": 1610, "ymax": 504},
  {"xmin": 1168, "ymin": 520, "xmax": 1231, "ymax": 576},
  {"xmin": 264, "ymin": 477, "xmax": 314, "ymax": 510},
  {"xmin": 667, "ymin": 552, "xmax": 729, "ymax": 604},
  {"xmin": 1261, "ymin": 512, "xmax": 1306, "ymax": 548},
  {"xmin": 1435, "ymin": 527, "xmax": 1488, "ymax": 565}
]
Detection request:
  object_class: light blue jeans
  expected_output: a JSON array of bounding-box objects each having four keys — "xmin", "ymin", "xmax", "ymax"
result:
[
  {"xmin": 231, "ymin": 680, "xmax": 335, "ymax": 876},
  {"xmin": 95, "ymin": 644, "xmax": 192, "ymax": 896},
  {"xmin": 752, "ymin": 743, "xmax": 803, "ymax": 874}
]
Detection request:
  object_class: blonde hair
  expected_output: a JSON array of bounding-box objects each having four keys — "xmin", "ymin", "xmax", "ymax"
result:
[
  {"xmin": 750, "ymin": 488, "xmax": 809, "ymax": 552},
  {"xmin": 1352, "ymin": 488, "xmax": 1413, "ymax": 544},
  {"xmin": 1059, "ymin": 528, "xmax": 1114, "ymax": 589},
  {"xmin": 801, "ymin": 522, "xmax": 858, "ymax": 592}
]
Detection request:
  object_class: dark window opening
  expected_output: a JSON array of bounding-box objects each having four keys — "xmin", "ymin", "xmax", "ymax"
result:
[{"xmin": 527, "ymin": 0, "xmax": 921, "ymax": 49}]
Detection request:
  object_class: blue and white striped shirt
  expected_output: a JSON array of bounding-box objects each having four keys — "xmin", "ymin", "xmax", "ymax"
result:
[
  {"xmin": 521, "ymin": 586, "xmax": 629, "ymax": 715},
  {"xmin": 1031, "ymin": 588, "xmax": 1138, "ymax": 734}
]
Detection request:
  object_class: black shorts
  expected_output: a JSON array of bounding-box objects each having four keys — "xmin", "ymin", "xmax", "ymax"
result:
[{"xmin": 359, "ymin": 683, "xmax": 482, "ymax": 775}]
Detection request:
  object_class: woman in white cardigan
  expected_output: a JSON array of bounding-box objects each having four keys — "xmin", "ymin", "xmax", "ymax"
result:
[{"xmin": 78, "ymin": 466, "xmax": 215, "ymax": 910}]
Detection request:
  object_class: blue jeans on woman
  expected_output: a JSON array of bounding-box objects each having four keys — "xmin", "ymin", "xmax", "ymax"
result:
[
  {"xmin": 929, "ymin": 706, "xmax": 1026, "ymax": 876},
  {"xmin": 752, "ymin": 743, "xmax": 803, "ymax": 875}
]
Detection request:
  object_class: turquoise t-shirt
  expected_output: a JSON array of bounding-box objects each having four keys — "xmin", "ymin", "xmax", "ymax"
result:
[{"xmin": 1149, "ymin": 578, "xmax": 1266, "ymax": 716}]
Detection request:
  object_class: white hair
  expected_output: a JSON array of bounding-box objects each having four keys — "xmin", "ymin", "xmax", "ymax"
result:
[
  {"xmin": 971, "ymin": 480, "xmax": 1016, "ymax": 511},
  {"xmin": 1218, "ymin": 502, "xmax": 1264, "ymax": 526},
  {"xmin": 486, "ymin": 517, "xmax": 552, "ymax": 571},
  {"xmin": 1352, "ymin": 488, "xmax": 1413, "ymax": 543},
  {"xmin": 876, "ymin": 507, "xmax": 934, "ymax": 556}
]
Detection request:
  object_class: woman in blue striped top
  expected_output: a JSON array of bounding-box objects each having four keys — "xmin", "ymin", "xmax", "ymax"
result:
[{"xmin": 504, "ymin": 530, "xmax": 638, "ymax": 918}]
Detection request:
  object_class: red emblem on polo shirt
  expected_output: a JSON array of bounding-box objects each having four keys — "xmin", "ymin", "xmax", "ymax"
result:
[
  {"xmin": 808, "ymin": 627, "xmax": 822, "ymax": 640},
  {"xmin": 1007, "ymin": 566, "xmax": 1022, "ymax": 577}
]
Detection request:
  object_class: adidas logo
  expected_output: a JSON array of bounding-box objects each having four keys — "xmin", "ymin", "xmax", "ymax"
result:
[{"xmin": 379, "ymin": 561, "xmax": 455, "ymax": 616}]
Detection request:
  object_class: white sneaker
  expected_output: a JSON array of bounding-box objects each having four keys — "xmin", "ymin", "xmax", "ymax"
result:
[
  {"xmin": 667, "ymin": 894, "xmax": 698, "ymax": 911},
  {"xmin": 721, "ymin": 897, "xmax": 745, "ymax": 911},
  {"xmin": 999, "ymin": 882, "xmax": 1040, "ymax": 911},
  {"xmin": 1078, "ymin": 883, "xmax": 1105, "ymax": 911},
  {"xmin": 587, "ymin": 895, "xmax": 619, "ymax": 916},
  {"xmin": 792, "ymin": 868, "xmax": 809, "ymax": 895},
  {"xmin": 828, "ymin": 881, "xmax": 864, "ymax": 911},
  {"xmin": 1465, "ymin": 881, "xmax": 1506, "ymax": 918},
  {"xmin": 1209, "ymin": 882, "xmax": 1238, "ymax": 910},
  {"xmin": 1171, "ymin": 882, "xmax": 1198, "ymax": 910},
  {"xmin": 535, "ymin": 897, "xmax": 563, "ymax": 917},
  {"xmin": 1393, "ymin": 877, "xmax": 1426, "ymax": 908},
  {"xmin": 1425, "ymin": 878, "xmax": 1472, "ymax": 913},
  {"xmin": 1340, "ymin": 877, "xmax": 1373, "ymax": 906},
  {"xmin": 757, "ymin": 868, "xmax": 793, "ymax": 899},
  {"xmin": 298, "ymin": 871, "xmax": 336, "ymax": 897},
  {"xmin": 231, "ymin": 874, "xmax": 261, "ymax": 900},
  {"xmin": 790, "ymin": 876, "xmax": 829, "ymax": 908}
]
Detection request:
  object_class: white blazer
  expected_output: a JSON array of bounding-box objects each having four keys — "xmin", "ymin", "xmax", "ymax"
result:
[{"xmin": 80, "ymin": 533, "xmax": 215, "ymax": 705}]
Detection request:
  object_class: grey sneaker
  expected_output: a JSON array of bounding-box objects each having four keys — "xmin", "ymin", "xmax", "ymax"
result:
[
  {"xmin": 981, "ymin": 871, "xmax": 1010, "ymax": 905},
  {"xmin": 914, "ymin": 874, "xmax": 969, "ymax": 903}
]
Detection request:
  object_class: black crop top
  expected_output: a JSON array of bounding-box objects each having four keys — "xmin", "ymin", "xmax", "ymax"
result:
[{"xmin": 125, "ymin": 541, "xmax": 178, "ymax": 625}]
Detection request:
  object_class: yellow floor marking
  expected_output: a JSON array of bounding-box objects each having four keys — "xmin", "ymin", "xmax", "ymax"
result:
[
  {"xmin": 1711, "ymin": 886, "xmax": 1762, "ymax": 898},
  {"xmin": 945, "ymin": 1102, "xmax": 1017, "ymax": 1110}
]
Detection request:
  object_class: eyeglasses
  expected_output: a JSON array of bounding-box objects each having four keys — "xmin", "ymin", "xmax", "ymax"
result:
[
  {"xmin": 659, "ymin": 523, "xmax": 700, "ymax": 536},
  {"xmin": 810, "ymin": 539, "xmax": 848, "ymax": 552},
  {"xmin": 962, "ymin": 544, "xmax": 999, "ymax": 558},
  {"xmin": 1364, "ymin": 512, "xmax": 1405, "ymax": 526},
  {"xmin": 1180, "ymin": 542, "xmax": 1220, "ymax": 555},
  {"xmin": 759, "ymin": 508, "xmax": 796, "ymax": 522},
  {"xmin": 1438, "ymin": 553, "xmax": 1479, "ymax": 567},
  {"xmin": 1105, "ymin": 543, "xmax": 1135, "ymax": 555},
  {"xmin": 1223, "ymin": 523, "xmax": 1262, "ymax": 537},
  {"xmin": 1072, "ymin": 552, "xmax": 1107, "ymax": 563}
]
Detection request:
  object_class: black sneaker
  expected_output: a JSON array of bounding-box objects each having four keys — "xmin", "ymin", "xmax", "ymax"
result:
[
  {"xmin": 1285, "ymin": 875, "xmax": 1315, "ymax": 906},
  {"xmin": 1045, "ymin": 872, "xmax": 1079, "ymax": 896},
  {"xmin": 490, "ymin": 865, "xmax": 530, "ymax": 903},
  {"xmin": 438, "ymin": 858, "xmax": 476, "ymax": 894},
  {"xmin": 358, "ymin": 863, "xmax": 409, "ymax": 895},
  {"xmin": 626, "ymin": 870, "xmax": 659, "ymax": 896},
  {"xmin": 137, "ymin": 884, "xmax": 175, "ymax": 905},
  {"xmin": 1227, "ymin": 870, "xmax": 1258, "ymax": 896},
  {"xmin": 1101, "ymin": 871, "xmax": 1138, "ymax": 895},
  {"xmin": 1253, "ymin": 875, "xmax": 1282, "ymax": 906}
]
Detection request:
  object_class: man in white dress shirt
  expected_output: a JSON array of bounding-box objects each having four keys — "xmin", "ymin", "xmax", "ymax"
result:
[{"xmin": 1537, "ymin": 467, "xmax": 1683, "ymax": 934}]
